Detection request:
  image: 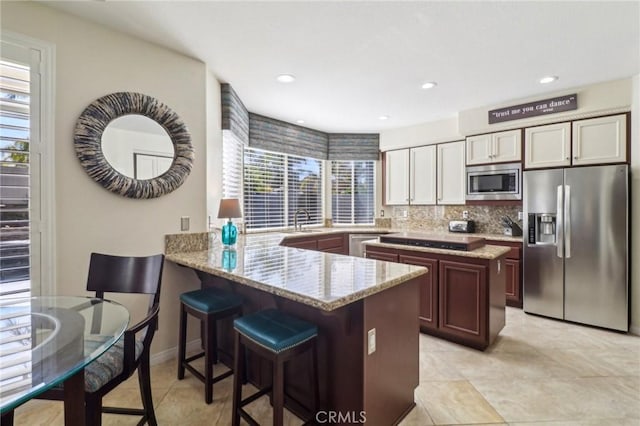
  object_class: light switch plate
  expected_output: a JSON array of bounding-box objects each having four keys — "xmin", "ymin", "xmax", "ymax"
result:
[
  {"xmin": 518, "ymin": 211, "xmax": 523, "ymax": 221},
  {"xmin": 180, "ymin": 216, "xmax": 190, "ymax": 231},
  {"xmin": 367, "ymin": 328, "xmax": 376, "ymax": 355}
]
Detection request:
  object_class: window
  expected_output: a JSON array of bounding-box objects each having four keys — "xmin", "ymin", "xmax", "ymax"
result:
[
  {"xmin": 1, "ymin": 35, "xmax": 54, "ymax": 298},
  {"xmin": 331, "ymin": 160, "xmax": 375, "ymax": 225},
  {"xmin": 243, "ymin": 147, "xmax": 323, "ymax": 230},
  {"xmin": 221, "ymin": 130, "xmax": 244, "ymax": 199},
  {"xmin": 0, "ymin": 59, "xmax": 32, "ymax": 297}
]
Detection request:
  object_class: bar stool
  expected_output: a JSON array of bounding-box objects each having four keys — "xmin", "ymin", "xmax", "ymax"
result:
[
  {"xmin": 177, "ymin": 287, "xmax": 243, "ymax": 404},
  {"xmin": 231, "ymin": 309, "xmax": 319, "ymax": 426}
]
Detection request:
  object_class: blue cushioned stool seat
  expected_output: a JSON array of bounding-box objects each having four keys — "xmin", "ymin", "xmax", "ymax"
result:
[
  {"xmin": 178, "ymin": 287, "xmax": 243, "ymax": 404},
  {"xmin": 180, "ymin": 287, "xmax": 243, "ymax": 313},
  {"xmin": 233, "ymin": 309, "xmax": 318, "ymax": 354}
]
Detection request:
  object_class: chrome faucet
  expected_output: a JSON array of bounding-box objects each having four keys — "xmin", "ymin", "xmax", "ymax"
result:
[{"xmin": 293, "ymin": 209, "xmax": 310, "ymax": 231}]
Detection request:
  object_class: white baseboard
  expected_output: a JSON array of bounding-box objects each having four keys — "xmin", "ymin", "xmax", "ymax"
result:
[
  {"xmin": 150, "ymin": 339, "xmax": 201, "ymax": 365},
  {"xmin": 630, "ymin": 324, "xmax": 640, "ymax": 336}
]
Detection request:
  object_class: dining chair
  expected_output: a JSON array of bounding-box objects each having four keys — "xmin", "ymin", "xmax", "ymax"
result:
[{"xmin": 38, "ymin": 252, "xmax": 164, "ymax": 426}]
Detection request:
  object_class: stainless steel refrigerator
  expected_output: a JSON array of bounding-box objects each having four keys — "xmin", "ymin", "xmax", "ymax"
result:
[{"xmin": 523, "ymin": 164, "xmax": 629, "ymax": 331}]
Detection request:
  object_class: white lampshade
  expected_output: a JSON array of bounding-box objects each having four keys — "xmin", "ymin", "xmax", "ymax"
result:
[{"xmin": 217, "ymin": 198, "xmax": 242, "ymax": 219}]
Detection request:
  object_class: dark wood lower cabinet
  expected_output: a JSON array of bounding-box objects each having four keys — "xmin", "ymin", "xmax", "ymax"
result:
[
  {"xmin": 438, "ymin": 260, "xmax": 487, "ymax": 346},
  {"xmin": 365, "ymin": 244, "xmax": 505, "ymax": 350},
  {"xmin": 486, "ymin": 239, "xmax": 523, "ymax": 308},
  {"xmin": 280, "ymin": 233, "xmax": 348, "ymax": 254},
  {"xmin": 399, "ymin": 254, "xmax": 438, "ymax": 332}
]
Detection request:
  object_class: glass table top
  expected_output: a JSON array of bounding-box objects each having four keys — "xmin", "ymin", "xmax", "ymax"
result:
[{"xmin": 0, "ymin": 296, "xmax": 130, "ymax": 413}]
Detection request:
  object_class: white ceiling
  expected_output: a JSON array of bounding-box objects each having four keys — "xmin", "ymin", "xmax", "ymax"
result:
[{"xmin": 44, "ymin": 1, "xmax": 640, "ymax": 133}]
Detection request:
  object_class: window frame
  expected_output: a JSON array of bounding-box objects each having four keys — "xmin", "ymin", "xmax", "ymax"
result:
[{"xmin": 330, "ymin": 160, "xmax": 376, "ymax": 226}]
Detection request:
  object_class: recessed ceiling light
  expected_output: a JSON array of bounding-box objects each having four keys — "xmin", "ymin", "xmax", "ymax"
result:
[
  {"xmin": 421, "ymin": 81, "xmax": 437, "ymax": 90},
  {"xmin": 296, "ymin": 120, "xmax": 305, "ymax": 124},
  {"xmin": 378, "ymin": 115, "xmax": 389, "ymax": 121},
  {"xmin": 539, "ymin": 76, "xmax": 558, "ymax": 84},
  {"xmin": 276, "ymin": 74, "xmax": 296, "ymax": 83}
]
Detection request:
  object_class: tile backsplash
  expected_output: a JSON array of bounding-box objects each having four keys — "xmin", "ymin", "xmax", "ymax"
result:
[{"xmin": 390, "ymin": 205, "xmax": 522, "ymax": 234}]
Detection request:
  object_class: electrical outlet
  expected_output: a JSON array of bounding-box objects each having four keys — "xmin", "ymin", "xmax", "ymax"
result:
[
  {"xmin": 402, "ymin": 210, "xmax": 408, "ymax": 218},
  {"xmin": 367, "ymin": 328, "xmax": 376, "ymax": 355},
  {"xmin": 180, "ymin": 216, "xmax": 190, "ymax": 231},
  {"xmin": 518, "ymin": 211, "xmax": 523, "ymax": 221},
  {"xmin": 462, "ymin": 210, "xmax": 469, "ymax": 219}
]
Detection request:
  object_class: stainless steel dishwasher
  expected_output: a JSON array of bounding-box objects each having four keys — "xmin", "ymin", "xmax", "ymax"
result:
[{"xmin": 349, "ymin": 234, "xmax": 384, "ymax": 257}]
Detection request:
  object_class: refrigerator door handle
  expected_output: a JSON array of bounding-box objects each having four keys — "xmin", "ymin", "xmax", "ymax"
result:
[
  {"xmin": 556, "ymin": 185, "xmax": 563, "ymax": 258},
  {"xmin": 565, "ymin": 185, "xmax": 571, "ymax": 258}
]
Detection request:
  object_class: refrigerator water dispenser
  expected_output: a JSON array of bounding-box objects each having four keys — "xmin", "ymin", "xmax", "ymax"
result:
[{"xmin": 528, "ymin": 213, "xmax": 556, "ymax": 245}]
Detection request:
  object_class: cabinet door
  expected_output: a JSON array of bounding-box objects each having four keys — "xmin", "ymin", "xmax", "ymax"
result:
[
  {"xmin": 504, "ymin": 259, "xmax": 521, "ymax": 307},
  {"xmin": 384, "ymin": 149, "xmax": 410, "ymax": 205},
  {"xmin": 437, "ymin": 141, "xmax": 465, "ymax": 205},
  {"xmin": 317, "ymin": 235, "xmax": 346, "ymax": 253},
  {"xmin": 493, "ymin": 129, "xmax": 522, "ymax": 163},
  {"xmin": 525, "ymin": 123, "xmax": 571, "ymax": 169},
  {"xmin": 466, "ymin": 134, "xmax": 492, "ymax": 165},
  {"xmin": 399, "ymin": 254, "xmax": 438, "ymax": 331},
  {"xmin": 411, "ymin": 145, "xmax": 437, "ymax": 204},
  {"xmin": 438, "ymin": 260, "xmax": 487, "ymax": 345},
  {"xmin": 572, "ymin": 114, "xmax": 627, "ymax": 165}
]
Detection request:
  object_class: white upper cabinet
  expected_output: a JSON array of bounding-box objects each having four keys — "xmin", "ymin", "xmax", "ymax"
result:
[
  {"xmin": 384, "ymin": 149, "xmax": 410, "ymax": 205},
  {"xmin": 466, "ymin": 129, "xmax": 521, "ymax": 165},
  {"xmin": 465, "ymin": 134, "xmax": 492, "ymax": 165},
  {"xmin": 572, "ymin": 114, "xmax": 627, "ymax": 166},
  {"xmin": 411, "ymin": 145, "xmax": 437, "ymax": 205},
  {"xmin": 384, "ymin": 142, "xmax": 463, "ymax": 206},
  {"xmin": 493, "ymin": 130, "xmax": 522, "ymax": 163},
  {"xmin": 437, "ymin": 141, "xmax": 466, "ymax": 205},
  {"xmin": 525, "ymin": 122, "xmax": 571, "ymax": 169}
]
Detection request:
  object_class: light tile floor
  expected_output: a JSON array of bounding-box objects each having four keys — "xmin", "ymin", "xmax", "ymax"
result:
[{"xmin": 14, "ymin": 308, "xmax": 640, "ymax": 425}]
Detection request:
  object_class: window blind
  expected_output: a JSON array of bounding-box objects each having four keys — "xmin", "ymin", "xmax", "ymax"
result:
[
  {"xmin": 243, "ymin": 147, "xmax": 323, "ymax": 230},
  {"xmin": 331, "ymin": 160, "xmax": 375, "ymax": 225},
  {"xmin": 222, "ymin": 130, "xmax": 244, "ymax": 199},
  {"xmin": 0, "ymin": 60, "xmax": 31, "ymax": 298}
]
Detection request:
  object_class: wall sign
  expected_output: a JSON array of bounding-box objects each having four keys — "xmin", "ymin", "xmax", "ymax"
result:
[{"xmin": 489, "ymin": 94, "xmax": 577, "ymax": 124}]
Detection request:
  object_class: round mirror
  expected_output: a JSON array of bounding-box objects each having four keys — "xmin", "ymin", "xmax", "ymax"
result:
[
  {"xmin": 75, "ymin": 92, "xmax": 193, "ymax": 199},
  {"xmin": 101, "ymin": 115, "xmax": 175, "ymax": 179}
]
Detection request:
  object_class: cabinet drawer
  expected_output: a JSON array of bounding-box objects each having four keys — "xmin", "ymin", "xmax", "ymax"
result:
[
  {"xmin": 365, "ymin": 250, "xmax": 399, "ymax": 262},
  {"xmin": 317, "ymin": 235, "xmax": 344, "ymax": 250},
  {"xmin": 507, "ymin": 247, "xmax": 521, "ymax": 260}
]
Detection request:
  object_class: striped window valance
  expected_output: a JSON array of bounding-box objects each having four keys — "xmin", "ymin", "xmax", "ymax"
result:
[
  {"xmin": 221, "ymin": 83, "xmax": 249, "ymax": 145},
  {"xmin": 328, "ymin": 133, "xmax": 379, "ymax": 161},
  {"xmin": 249, "ymin": 113, "xmax": 328, "ymax": 160}
]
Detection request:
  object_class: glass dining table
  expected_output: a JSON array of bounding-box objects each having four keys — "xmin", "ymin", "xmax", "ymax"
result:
[{"xmin": 0, "ymin": 296, "xmax": 129, "ymax": 425}]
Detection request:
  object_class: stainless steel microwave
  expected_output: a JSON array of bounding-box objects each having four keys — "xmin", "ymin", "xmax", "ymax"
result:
[{"xmin": 466, "ymin": 162, "xmax": 521, "ymax": 200}]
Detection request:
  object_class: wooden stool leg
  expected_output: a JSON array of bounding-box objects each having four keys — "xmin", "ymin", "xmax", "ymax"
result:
[
  {"xmin": 177, "ymin": 304, "xmax": 187, "ymax": 380},
  {"xmin": 211, "ymin": 315, "xmax": 218, "ymax": 365},
  {"xmin": 273, "ymin": 356, "xmax": 284, "ymax": 426},
  {"xmin": 204, "ymin": 314, "xmax": 215, "ymax": 404},
  {"xmin": 231, "ymin": 332, "xmax": 243, "ymax": 426}
]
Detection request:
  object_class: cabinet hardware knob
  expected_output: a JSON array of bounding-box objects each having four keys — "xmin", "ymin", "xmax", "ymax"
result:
[
  {"xmin": 574, "ymin": 156, "xmax": 578, "ymax": 159},
  {"xmin": 566, "ymin": 157, "xmax": 570, "ymax": 160}
]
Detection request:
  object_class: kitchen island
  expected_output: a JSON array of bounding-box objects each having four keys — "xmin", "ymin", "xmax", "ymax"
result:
[
  {"xmin": 363, "ymin": 232, "xmax": 511, "ymax": 350},
  {"xmin": 165, "ymin": 232, "xmax": 427, "ymax": 426}
]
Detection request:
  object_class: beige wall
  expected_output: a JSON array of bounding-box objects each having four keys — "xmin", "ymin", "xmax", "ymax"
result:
[{"xmin": 1, "ymin": 2, "xmax": 215, "ymax": 354}]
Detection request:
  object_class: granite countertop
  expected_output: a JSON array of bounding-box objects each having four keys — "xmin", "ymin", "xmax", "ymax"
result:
[
  {"xmin": 165, "ymin": 232, "xmax": 427, "ymax": 312},
  {"xmin": 275, "ymin": 227, "xmax": 523, "ymax": 243},
  {"xmin": 362, "ymin": 237, "xmax": 511, "ymax": 260}
]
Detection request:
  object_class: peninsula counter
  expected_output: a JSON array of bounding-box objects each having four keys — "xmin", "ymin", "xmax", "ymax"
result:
[{"xmin": 165, "ymin": 232, "xmax": 427, "ymax": 425}]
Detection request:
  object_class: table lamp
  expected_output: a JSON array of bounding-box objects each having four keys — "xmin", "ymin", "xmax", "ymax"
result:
[{"xmin": 217, "ymin": 198, "xmax": 242, "ymax": 247}]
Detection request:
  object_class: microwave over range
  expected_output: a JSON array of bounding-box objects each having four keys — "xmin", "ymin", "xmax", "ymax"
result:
[{"xmin": 466, "ymin": 162, "xmax": 521, "ymax": 200}]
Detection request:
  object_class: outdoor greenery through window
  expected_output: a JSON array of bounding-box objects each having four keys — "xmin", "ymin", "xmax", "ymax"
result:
[
  {"xmin": 243, "ymin": 147, "xmax": 323, "ymax": 230},
  {"xmin": 0, "ymin": 59, "xmax": 31, "ymax": 297},
  {"xmin": 331, "ymin": 160, "xmax": 375, "ymax": 225}
]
